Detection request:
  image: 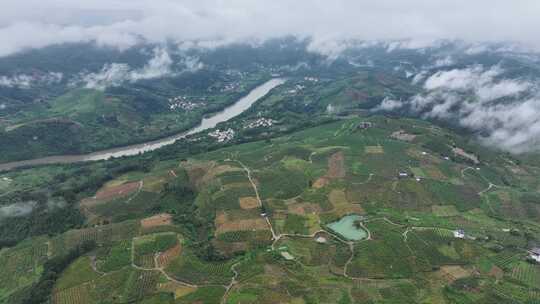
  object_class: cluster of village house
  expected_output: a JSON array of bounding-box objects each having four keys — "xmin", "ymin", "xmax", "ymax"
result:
[
  {"xmin": 207, "ymin": 118, "xmax": 275, "ymax": 143},
  {"xmin": 285, "ymin": 77, "xmax": 320, "ymax": 95},
  {"xmin": 451, "ymin": 230, "xmax": 539, "ymax": 262},
  {"xmin": 168, "ymin": 96, "xmax": 202, "ymax": 111},
  {"xmin": 208, "ymin": 128, "xmax": 235, "ymax": 142},
  {"xmin": 220, "ymin": 82, "xmax": 240, "ymax": 92},
  {"xmin": 244, "ymin": 117, "xmax": 274, "ymax": 129}
]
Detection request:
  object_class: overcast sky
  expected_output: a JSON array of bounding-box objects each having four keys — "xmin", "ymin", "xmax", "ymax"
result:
[{"xmin": 1, "ymin": 0, "xmax": 540, "ymax": 56}]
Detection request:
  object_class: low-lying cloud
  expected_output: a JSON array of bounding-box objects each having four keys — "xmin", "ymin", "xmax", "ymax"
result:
[
  {"xmin": 1, "ymin": 1, "xmax": 540, "ymax": 57},
  {"xmin": 0, "ymin": 71, "xmax": 63, "ymax": 88},
  {"xmin": 376, "ymin": 65, "xmax": 540, "ymax": 153},
  {"xmin": 76, "ymin": 47, "xmax": 190, "ymax": 90},
  {"xmin": 0, "ymin": 201, "xmax": 37, "ymax": 219}
]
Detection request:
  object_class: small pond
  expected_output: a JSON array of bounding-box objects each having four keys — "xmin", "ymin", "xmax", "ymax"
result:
[{"xmin": 327, "ymin": 214, "xmax": 368, "ymax": 241}]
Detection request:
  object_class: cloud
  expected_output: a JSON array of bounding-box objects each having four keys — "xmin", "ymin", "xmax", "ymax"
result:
[
  {"xmin": 378, "ymin": 97, "xmax": 405, "ymax": 111},
  {"xmin": 375, "ymin": 65, "xmax": 540, "ymax": 153},
  {"xmin": 0, "ymin": 201, "xmax": 37, "ymax": 218},
  {"xmin": 77, "ymin": 47, "xmax": 190, "ymax": 89},
  {"xmin": 0, "ymin": 72, "xmax": 63, "ymax": 88},
  {"xmin": 1, "ymin": 1, "xmax": 540, "ymax": 57},
  {"xmin": 431, "ymin": 56, "xmax": 454, "ymax": 68},
  {"xmin": 423, "ymin": 66, "xmax": 530, "ymax": 102}
]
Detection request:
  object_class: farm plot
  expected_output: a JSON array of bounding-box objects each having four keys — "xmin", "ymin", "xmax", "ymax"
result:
[
  {"xmin": 165, "ymin": 249, "xmax": 234, "ymax": 285},
  {"xmin": 511, "ymin": 262, "xmax": 540, "ymax": 288},
  {"xmin": 438, "ymin": 266, "xmax": 471, "ymax": 283},
  {"xmin": 348, "ymin": 222, "xmax": 416, "ymax": 279},
  {"xmin": 215, "ymin": 213, "xmax": 269, "ymax": 235},
  {"xmin": 275, "ymin": 236, "xmax": 348, "ymax": 267},
  {"xmin": 157, "ymin": 243, "xmax": 182, "ymax": 268},
  {"xmin": 89, "ymin": 191, "xmax": 160, "ymax": 221},
  {"xmin": 55, "ymin": 256, "xmax": 101, "ymax": 292},
  {"xmin": 432, "ymin": 205, "xmax": 460, "ymax": 217},
  {"xmin": 256, "ymin": 166, "xmax": 309, "ymax": 200},
  {"xmin": 489, "ymin": 251, "xmax": 522, "ymax": 270},
  {"xmin": 52, "ymin": 284, "xmax": 93, "ymax": 304},
  {"xmin": 328, "ymin": 188, "xmax": 365, "ymax": 217},
  {"xmin": 212, "ymin": 186, "xmax": 256, "ymax": 210},
  {"xmin": 365, "ymin": 146, "xmax": 384, "ymax": 154},
  {"xmin": 133, "ymin": 232, "xmax": 179, "ymax": 268},
  {"xmin": 158, "ymin": 281, "xmax": 197, "ymax": 299},
  {"xmin": 0, "ymin": 239, "xmax": 48, "ymax": 296},
  {"xmin": 239, "ymin": 196, "xmax": 259, "ymax": 209},
  {"xmin": 141, "ymin": 213, "xmax": 173, "ymax": 229},
  {"xmin": 95, "ymin": 181, "xmax": 141, "ymax": 200},
  {"xmin": 97, "ymin": 240, "xmax": 132, "ymax": 272},
  {"xmin": 123, "ymin": 270, "xmax": 162, "ymax": 302}
]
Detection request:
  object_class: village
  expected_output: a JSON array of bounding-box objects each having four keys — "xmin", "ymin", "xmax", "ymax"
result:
[
  {"xmin": 208, "ymin": 128, "xmax": 235, "ymax": 142},
  {"xmin": 243, "ymin": 117, "xmax": 275, "ymax": 129},
  {"xmin": 168, "ymin": 96, "xmax": 204, "ymax": 111}
]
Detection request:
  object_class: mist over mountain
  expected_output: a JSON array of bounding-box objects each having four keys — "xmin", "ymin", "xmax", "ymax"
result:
[{"xmin": 1, "ymin": 36, "xmax": 540, "ymax": 153}]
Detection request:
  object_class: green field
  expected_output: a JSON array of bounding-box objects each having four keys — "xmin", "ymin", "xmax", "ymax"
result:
[{"xmin": 1, "ymin": 115, "xmax": 540, "ymax": 304}]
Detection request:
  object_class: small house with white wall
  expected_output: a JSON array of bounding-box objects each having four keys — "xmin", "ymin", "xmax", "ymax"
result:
[
  {"xmin": 529, "ymin": 248, "xmax": 540, "ymax": 263},
  {"xmin": 453, "ymin": 229, "xmax": 465, "ymax": 239}
]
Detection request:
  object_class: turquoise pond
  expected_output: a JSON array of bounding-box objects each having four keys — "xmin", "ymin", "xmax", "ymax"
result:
[{"xmin": 327, "ymin": 214, "xmax": 368, "ymax": 241}]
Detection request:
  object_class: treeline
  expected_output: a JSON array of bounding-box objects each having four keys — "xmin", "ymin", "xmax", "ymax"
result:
[
  {"xmin": 8, "ymin": 240, "xmax": 97, "ymax": 304},
  {"xmin": 0, "ymin": 157, "xmax": 154, "ymax": 249}
]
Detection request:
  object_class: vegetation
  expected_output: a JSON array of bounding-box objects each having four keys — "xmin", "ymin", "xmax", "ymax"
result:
[{"xmin": 1, "ymin": 42, "xmax": 540, "ymax": 302}]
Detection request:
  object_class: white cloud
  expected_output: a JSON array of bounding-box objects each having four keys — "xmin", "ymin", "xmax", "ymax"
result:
[
  {"xmin": 375, "ymin": 65, "xmax": 540, "ymax": 153},
  {"xmin": 78, "ymin": 47, "xmax": 188, "ymax": 89},
  {"xmin": 432, "ymin": 56, "xmax": 454, "ymax": 68},
  {"xmin": 378, "ymin": 97, "xmax": 404, "ymax": 111},
  {"xmin": 0, "ymin": 201, "xmax": 37, "ymax": 218},
  {"xmin": 0, "ymin": 71, "xmax": 62, "ymax": 88},
  {"xmin": 422, "ymin": 66, "xmax": 529, "ymax": 102},
  {"xmin": 1, "ymin": 1, "xmax": 540, "ymax": 57}
]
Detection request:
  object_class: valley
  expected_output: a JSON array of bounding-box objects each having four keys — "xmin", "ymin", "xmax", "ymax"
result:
[
  {"xmin": 1, "ymin": 39, "xmax": 540, "ymax": 304},
  {"xmin": 1, "ymin": 115, "xmax": 539, "ymax": 303}
]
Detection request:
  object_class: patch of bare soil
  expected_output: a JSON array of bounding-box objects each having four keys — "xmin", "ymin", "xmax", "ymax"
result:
[
  {"xmin": 312, "ymin": 177, "xmax": 329, "ymax": 188},
  {"xmin": 141, "ymin": 213, "xmax": 173, "ymax": 229},
  {"xmin": 287, "ymin": 202, "xmax": 322, "ymax": 215},
  {"xmin": 438, "ymin": 266, "xmax": 471, "ymax": 283},
  {"xmin": 452, "ymin": 147, "xmax": 479, "ymax": 164},
  {"xmin": 327, "ymin": 151, "xmax": 346, "ymax": 178},
  {"xmin": 215, "ymin": 212, "xmax": 268, "ymax": 234},
  {"xmin": 391, "ymin": 130, "xmax": 416, "ymax": 142},
  {"xmin": 157, "ymin": 243, "xmax": 182, "ymax": 268},
  {"xmin": 239, "ymin": 197, "xmax": 260, "ymax": 210},
  {"xmin": 312, "ymin": 151, "xmax": 348, "ymax": 189},
  {"xmin": 488, "ymin": 265, "xmax": 504, "ymax": 280},
  {"xmin": 95, "ymin": 181, "xmax": 140, "ymax": 200}
]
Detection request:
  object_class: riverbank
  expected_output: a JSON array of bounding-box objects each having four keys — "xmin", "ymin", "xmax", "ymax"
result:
[{"xmin": 0, "ymin": 79, "xmax": 284, "ymax": 172}]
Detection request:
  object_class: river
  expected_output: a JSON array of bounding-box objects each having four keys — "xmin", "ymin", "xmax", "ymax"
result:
[{"xmin": 0, "ymin": 78, "xmax": 285, "ymax": 172}]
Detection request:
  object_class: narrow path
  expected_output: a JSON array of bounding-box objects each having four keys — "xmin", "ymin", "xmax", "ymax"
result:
[
  {"xmin": 221, "ymin": 262, "xmax": 241, "ymax": 304},
  {"xmin": 351, "ymin": 173, "xmax": 374, "ymax": 185},
  {"xmin": 478, "ymin": 182, "xmax": 497, "ymax": 195},
  {"xmin": 126, "ymin": 180, "xmax": 143, "ymax": 204},
  {"xmin": 130, "ymin": 237, "xmax": 198, "ymax": 288},
  {"xmin": 461, "ymin": 166, "xmax": 475, "ymax": 178},
  {"xmin": 89, "ymin": 255, "xmax": 105, "ymax": 275},
  {"xmin": 234, "ymin": 160, "xmax": 278, "ymax": 241}
]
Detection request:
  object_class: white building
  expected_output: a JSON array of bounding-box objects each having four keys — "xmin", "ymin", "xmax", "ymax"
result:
[
  {"xmin": 208, "ymin": 128, "xmax": 235, "ymax": 142},
  {"xmin": 529, "ymin": 248, "xmax": 540, "ymax": 263},
  {"xmin": 453, "ymin": 229, "xmax": 465, "ymax": 239},
  {"xmin": 315, "ymin": 236, "xmax": 327, "ymax": 244}
]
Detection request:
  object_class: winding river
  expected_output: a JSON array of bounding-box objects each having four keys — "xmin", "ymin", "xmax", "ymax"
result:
[{"xmin": 0, "ymin": 78, "xmax": 285, "ymax": 172}]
